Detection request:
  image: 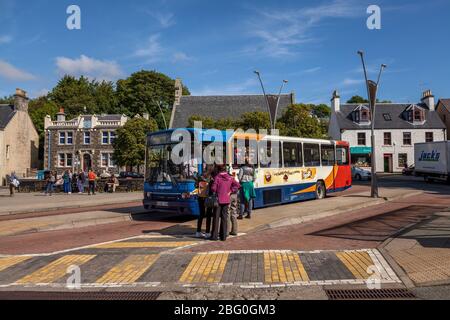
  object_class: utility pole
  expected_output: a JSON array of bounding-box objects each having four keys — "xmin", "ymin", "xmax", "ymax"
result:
[{"xmin": 357, "ymin": 51, "xmax": 386, "ymax": 198}]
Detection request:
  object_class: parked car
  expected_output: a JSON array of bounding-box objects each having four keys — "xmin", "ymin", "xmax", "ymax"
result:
[
  {"xmin": 351, "ymin": 166, "xmax": 371, "ymax": 181},
  {"xmin": 402, "ymin": 165, "xmax": 415, "ymax": 176},
  {"xmin": 119, "ymin": 172, "xmax": 144, "ymax": 179}
]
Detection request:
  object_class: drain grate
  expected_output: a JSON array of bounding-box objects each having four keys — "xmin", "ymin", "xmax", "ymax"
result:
[
  {"xmin": 326, "ymin": 288, "xmax": 416, "ymax": 300},
  {"xmin": 0, "ymin": 291, "xmax": 161, "ymax": 301}
]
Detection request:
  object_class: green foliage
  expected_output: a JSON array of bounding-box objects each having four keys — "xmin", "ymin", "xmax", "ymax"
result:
[
  {"xmin": 112, "ymin": 117, "xmax": 158, "ymax": 168},
  {"xmin": 311, "ymin": 104, "xmax": 331, "ymax": 119},
  {"xmin": 278, "ymin": 104, "xmax": 326, "ymax": 139},
  {"xmin": 238, "ymin": 112, "xmax": 271, "ymax": 130},
  {"xmin": 116, "ymin": 70, "xmax": 178, "ymax": 129},
  {"xmin": 347, "ymin": 95, "xmax": 368, "ymax": 104},
  {"xmin": 0, "ymin": 95, "xmax": 14, "ymax": 104}
]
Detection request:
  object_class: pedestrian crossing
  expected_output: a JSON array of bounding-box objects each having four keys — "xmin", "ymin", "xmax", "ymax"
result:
[{"xmin": 0, "ymin": 236, "xmax": 401, "ymax": 288}]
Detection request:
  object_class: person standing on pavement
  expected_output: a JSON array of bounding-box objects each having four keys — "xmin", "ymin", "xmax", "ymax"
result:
[
  {"xmin": 62, "ymin": 170, "xmax": 72, "ymax": 194},
  {"xmin": 228, "ymin": 166, "xmax": 239, "ymax": 236},
  {"xmin": 77, "ymin": 170, "xmax": 86, "ymax": 194},
  {"xmin": 210, "ymin": 164, "xmax": 240, "ymax": 241},
  {"xmin": 238, "ymin": 159, "xmax": 256, "ymax": 219},
  {"xmin": 195, "ymin": 165, "xmax": 214, "ymax": 238},
  {"xmin": 87, "ymin": 169, "xmax": 97, "ymax": 195},
  {"xmin": 45, "ymin": 171, "xmax": 55, "ymax": 196}
]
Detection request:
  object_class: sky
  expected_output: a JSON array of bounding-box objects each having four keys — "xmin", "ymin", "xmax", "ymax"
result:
[{"xmin": 0, "ymin": 0, "xmax": 449, "ymax": 104}]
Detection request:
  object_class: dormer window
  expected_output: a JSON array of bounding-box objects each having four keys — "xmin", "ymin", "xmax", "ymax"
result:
[
  {"xmin": 352, "ymin": 105, "xmax": 371, "ymax": 124},
  {"xmin": 405, "ymin": 104, "xmax": 425, "ymax": 124}
]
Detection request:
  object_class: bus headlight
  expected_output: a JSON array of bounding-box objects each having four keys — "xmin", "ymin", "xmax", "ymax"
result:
[{"xmin": 146, "ymin": 192, "xmax": 152, "ymax": 198}]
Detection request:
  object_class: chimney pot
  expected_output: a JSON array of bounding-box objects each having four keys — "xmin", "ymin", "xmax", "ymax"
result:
[
  {"xmin": 421, "ymin": 89, "xmax": 435, "ymax": 111},
  {"xmin": 331, "ymin": 90, "xmax": 341, "ymax": 113}
]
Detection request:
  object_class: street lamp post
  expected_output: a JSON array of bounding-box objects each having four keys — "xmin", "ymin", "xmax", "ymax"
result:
[
  {"xmin": 254, "ymin": 71, "xmax": 272, "ymax": 129},
  {"xmin": 357, "ymin": 51, "xmax": 387, "ymax": 198},
  {"xmin": 274, "ymin": 80, "xmax": 288, "ymax": 129}
]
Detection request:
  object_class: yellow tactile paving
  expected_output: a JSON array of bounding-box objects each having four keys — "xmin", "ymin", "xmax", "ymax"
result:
[
  {"xmin": 179, "ymin": 253, "xmax": 229, "ymax": 283},
  {"xmin": 96, "ymin": 254, "xmax": 159, "ymax": 284},
  {"xmin": 92, "ymin": 241, "xmax": 197, "ymax": 249},
  {"xmin": 264, "ymin": 252, "xmax": 309, "ymax": 283},
  {"xmin": 336, "ymin": 251, "xmax": 373, "ymax": 279},
  {"xmin": 0, "ymin": 256, "xmax": 31, "ymax": 272},
  {"xmin": 16, "ymin": 255, "xmax": 95, "ymax": 284}
]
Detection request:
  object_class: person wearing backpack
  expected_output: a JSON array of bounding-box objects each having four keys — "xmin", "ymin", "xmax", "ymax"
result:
[{"xmin": 210, "ymin": 164, "xmax": 240, "ymax": 241}]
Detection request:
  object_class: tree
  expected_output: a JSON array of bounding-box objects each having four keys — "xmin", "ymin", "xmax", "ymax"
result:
[
  {"xmin": 347, "ymin": 95, "xmax": 368, "ymax": 104},
  {"xmin": 311, "ymin": 104, "xmax": 331, "ymax": 119},
  {"xmin": 116, "ymin": 70, "xmax": 187, "ymax": 129},
  {"xmin": 278, "ymin": 104, "xmax": 326, "ymax": 138},
  {"xmin": 238, "ymin": 112, "xmax": 271, "ymax": 130},
  {"xmin": 28, "ymin": 96, "xmax": 59, "ymax": 161},
  {"xmin": 0, "ymin": 95, "xmax": 14, "ymax": 104},
  {"xmin": 112, "ymin": 117, "xmax": 158, "ymax": 170}
]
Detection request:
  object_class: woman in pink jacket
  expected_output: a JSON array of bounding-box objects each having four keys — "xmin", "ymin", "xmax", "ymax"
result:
[{"xmin": 210, "ymin": 164, "xmax": 240, "ymax": 241}]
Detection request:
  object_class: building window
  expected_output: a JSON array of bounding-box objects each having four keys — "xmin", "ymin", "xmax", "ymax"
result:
[
  {"xmin": 403, "ymin": 132, "xmax": 412, "ymax": 145},
  {"xmin": 384, "ymin": 132, "xmax": 392, "ymax": 145},
  {"xmin": 101, "ymin": 153, "xmax": 115, "ymax": 168},
  {"xmin": 59, "ymin": 131, "xmax": 73, "ymax": 145},
  {"xmin": 361, "ymin": 110, "xmax": 370, "ymax": 122},
  {"xmin": 84, "ymin": 132, "xmax": 91, "ymax": 145},
  {"xmin": 102, "ymin": 131, "xmax": 116, "ymax": 145},
  {"xmin": 426, "ymin": 132, "xmax": 434, "ymax": 142},
  {"xmin": 398, "ymin": 153, "xmax": 408, "ymax": 168},
  {"xmin": 414, "ymin": 109, "xmax": 423, "ymax": 122},
  {"xmin": 58, "ymin": 153, "xmax": 73, "ymax": 167},
  {"xmin": 6, "ymin": 145, "xmax": 10, "ymax": 160},
  {"xmin": 357, "ymin": 133, "xmax": 366, "ymax": 145}
]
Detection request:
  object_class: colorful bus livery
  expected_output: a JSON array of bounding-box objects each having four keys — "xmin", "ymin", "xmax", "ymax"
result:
[{"xmin": 143, "ymin": 129, "xmax": 352, "ymax": 215}]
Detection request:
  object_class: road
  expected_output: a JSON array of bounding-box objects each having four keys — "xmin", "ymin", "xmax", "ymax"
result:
[{"xmin": 0, "ymin": 175, "xmax": 448, "ymax": 299}]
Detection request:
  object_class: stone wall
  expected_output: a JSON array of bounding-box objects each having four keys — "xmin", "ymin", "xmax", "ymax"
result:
[{"xmin": 17, "ymin": 178, "xmax": 144, "ymax": 193}]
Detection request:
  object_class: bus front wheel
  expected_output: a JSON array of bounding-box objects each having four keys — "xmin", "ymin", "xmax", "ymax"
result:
[{"xmin": 315, "ymin": 181, "xmax": 326, "ymax": 200}]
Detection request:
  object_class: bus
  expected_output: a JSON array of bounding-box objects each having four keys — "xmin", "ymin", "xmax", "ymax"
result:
[{"xmin": 143, "ymin": 128, "xmax": 352, "ymax": 215}]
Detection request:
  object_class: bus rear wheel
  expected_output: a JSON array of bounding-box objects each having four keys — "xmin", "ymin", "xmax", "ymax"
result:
[{"xmin": 315, "ymin": 181, "xmax": 326, "ymax": 200}]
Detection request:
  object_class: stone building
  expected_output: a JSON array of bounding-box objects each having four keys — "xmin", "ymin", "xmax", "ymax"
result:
[
  {"xmin": 328, "ymin": 90, "xmax": 446, "ymax": 173},
  {"xmin": 436, "ymin": 99, "xmax": 450, "ymax": 140},
  {"xmin": 43, "ymin": 111, "xmax": 128, "ymax": 174},
  {"xmin": 0, "ymin": 89, "xmax": 39, "ymax": 185},
  {"xmin": 169, "ymin": 78, "xmax": 296, "ymax": 129}
]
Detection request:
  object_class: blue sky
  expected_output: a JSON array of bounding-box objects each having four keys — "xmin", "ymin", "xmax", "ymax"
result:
[{"xmin": 0, "ymin": 0, "xmax": 449, "ymax": 104}]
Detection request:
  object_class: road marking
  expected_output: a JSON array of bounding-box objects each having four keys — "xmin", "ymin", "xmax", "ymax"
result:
[
  {"xmin": 0, "ymin": 256, "xmax": 31, "ymax": 272},
  {"xmin": 96, "ymin": 255, "xmax": 159, "ymax": 284},
  {"xmin": 92, "ymin": 241, "xmax": 197, "ymax": 249},
  {"xmin": 336, "ymin": 251, "xmax": 372, "ymax": 279},
  {"xmin": 179, "ymin": 253, "xmax": 229, "ymax": 283},
  {"xmin": 264, "ymin": 252, "xmax": 309, "ymax": 283},
  {"xmin": 16, "ymin": 255, "xmax": 95, "ymax": 284}
]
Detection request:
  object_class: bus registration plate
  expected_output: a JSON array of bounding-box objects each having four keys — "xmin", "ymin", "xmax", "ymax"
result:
[{"xmin": 156, "ymin": 201, "xmax": 169, "ymax": 207}]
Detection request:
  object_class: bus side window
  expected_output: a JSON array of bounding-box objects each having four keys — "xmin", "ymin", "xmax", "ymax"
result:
[
  {"xmin": 321, "ymin": 144, "xmax": 335, "ymax": 166},
  {"xmin": 336, "ymin": 146, "xmax": 349, "ymax": 165},
  {"xmin": 304, "ymin": 143, "xmax": 320, "ymax": 167},
  {"xmin": 283, "ymin": 142, "xmax": 301, "ymax": 167}
]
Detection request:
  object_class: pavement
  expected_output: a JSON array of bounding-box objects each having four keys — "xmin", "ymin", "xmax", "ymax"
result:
[{"xmin": 0, "ymin": 192, "xmax": 143, "ymax": 216}]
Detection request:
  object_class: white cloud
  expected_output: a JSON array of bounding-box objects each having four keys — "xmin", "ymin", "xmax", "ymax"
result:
[
  {"xmin": 0, "ymin": 35, "xmax": 12, "ymax": 44},
  {"xmin": 55, "ymin": 55, "xmax": 123, "ymax": 81},
  {"xmin": 134, "ymin": 34, "xmax": 164, "ymax": 63},
  {"xmin": 32, "ymin": 88, "xmax": 50, "ymax": 98},
  {"xmin": 342, "ymin": 78, "xmax": 364, "ymax": 86},
  {"xmin": 303, "ymin": 67, "xmax": 321, "ymax": 74},
  {"xmin": 172, "ymin": 52, "xmax": 194, "ymax": 63},
  {"xmin": 149, "ymin": 12, "xmax": 175, "ymax": 28},
  {"xmin": 248, "ymin": 0, "xmax": 362, "ymax": 57},
  {"xmin": 0, "ymin": 60, "xmax": 36, "ymax": 81}
]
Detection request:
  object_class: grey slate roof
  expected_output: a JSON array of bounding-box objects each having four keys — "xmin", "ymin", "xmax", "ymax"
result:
[
  {"xmin": 171, "ymin": 94, "xmax": 295, "ymax": 128},
  {"xmin": 0, "ymin": 104, "xmax": 16, "ymax": 129},
  {"xmin": 438, "ymin": 99, "xmax": 450, "ymax": 112},
  {"xmin": 97, "ymin": 114, "xmax": 123, "ymax": 121},
  {"xmin": 335, "ymin": 103, "xmax": 446, "ymax": 130}
]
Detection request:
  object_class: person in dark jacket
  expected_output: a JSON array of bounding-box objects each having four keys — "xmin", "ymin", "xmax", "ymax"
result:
[{"xmin": 210, "ymin": 164, "xmax": 240, "ymax": 241}]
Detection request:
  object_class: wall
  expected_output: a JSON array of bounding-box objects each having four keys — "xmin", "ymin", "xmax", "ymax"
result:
[
  {"xmin": 437, "ymin": 105, "xmax": 450, "ymax": 140},
  {"xmin": 342, "ymin": 128, "xmax": 446, "ymax": 172},
  {"xmin": 0, "ymin": 111, "xmax": 39, "ymax": 185}
]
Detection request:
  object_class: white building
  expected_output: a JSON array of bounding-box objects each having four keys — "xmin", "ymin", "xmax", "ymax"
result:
[{"xmin": 328, "ymin": 90, "xmax": 446, "ymax": 173}]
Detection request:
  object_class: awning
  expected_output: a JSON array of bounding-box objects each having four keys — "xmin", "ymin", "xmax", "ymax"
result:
[{"xmin": 350, "ymin": 146, "xmax": 372, "ymax": 154}]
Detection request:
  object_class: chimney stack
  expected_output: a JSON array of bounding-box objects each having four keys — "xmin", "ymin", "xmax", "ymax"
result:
[
  {"xmin": 13, "ymin": 88, "xmax": 29, "ymax": 113},
  {"xmin": 174, "ymin": 78, "xmax": 183, "ymax": 106},
  {"xmin": 331, "ymin": 90, "xmax": 340, "ymax": 113},
  {"xmin": 421, "ymin": 89, "xmax": 435, "ymax": 111},
  {"xmin": 56, "ymin": 107, "xmax": 66, "ymax": 122}
]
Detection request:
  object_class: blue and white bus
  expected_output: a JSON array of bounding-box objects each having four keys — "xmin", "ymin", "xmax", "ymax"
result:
[{"xmin": 143, "ymin": 128, "xmax": 352, "ymax": 216}]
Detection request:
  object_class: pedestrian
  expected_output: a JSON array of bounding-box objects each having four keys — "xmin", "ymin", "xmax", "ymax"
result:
[
  {"xmin": 77, "ymin": 170, "xmax": 86, "ymax": 194},
  {"xmin": 87, "ymin": 169, "xmax": 97, "ymax": 195},
  {"xmin": 210, "ymin": 164, "xmax": 240, "ymax": 241},
  {"xmin": 7, "ymin": 172, "xmax": 19, "ymax": 197},
  {"xmin": 62, "ymin": 170, "xmax": 72, "ymax": 194},
  {"xmin": 45, "ymin": 171, "xmax": 55, "ymax": 196},
  {"xmin": 195, "ymin": 165, "xmax": 214, "ymax": 238},
  {"xmin": 106, "ymin": 174, "xmax": 119, "ymax": 193},
  {"xmin": 238, "ymin": 159, "xmax": 256, "ymax": 219}
]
